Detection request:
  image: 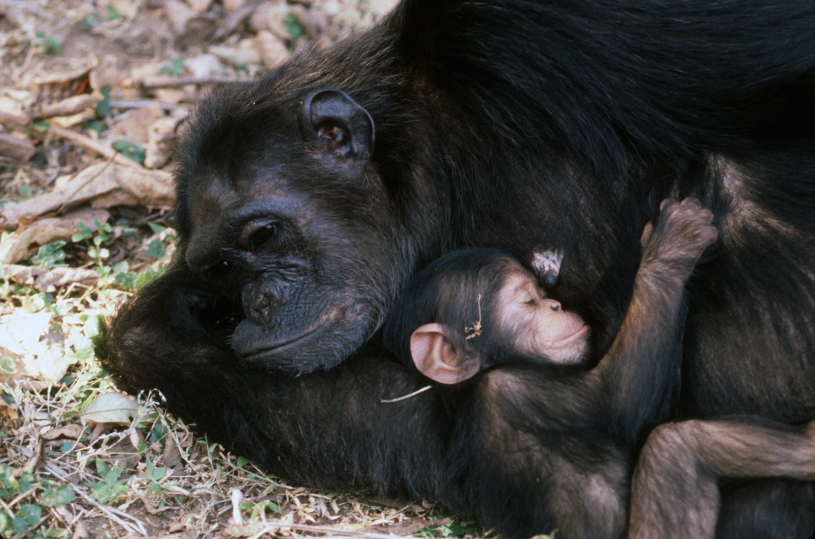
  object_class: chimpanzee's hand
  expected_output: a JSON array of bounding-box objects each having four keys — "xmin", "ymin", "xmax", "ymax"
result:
[{"xmin": 641, "ymin": 198, "xmax": 718, "ymax": 278}]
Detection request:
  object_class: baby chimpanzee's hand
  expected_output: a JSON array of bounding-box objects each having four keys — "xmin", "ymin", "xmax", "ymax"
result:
[{"xmin": 641, "ymin": 198, "xmax": 719, "ymax": 277}]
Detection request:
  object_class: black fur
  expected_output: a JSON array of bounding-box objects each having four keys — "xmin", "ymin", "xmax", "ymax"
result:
[{"xmin": 105, "ymin": 1, "xmax": 815, "ymax": 537}]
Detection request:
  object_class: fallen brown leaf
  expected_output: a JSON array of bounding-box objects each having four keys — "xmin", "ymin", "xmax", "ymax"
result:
[
  {"xmin": 0, "ymin": 132, "xmax": 36, "ymax": 162},
  {"xmin": 109, "ymin": 105, "xmax": 166, "ymax": 145},
  {"xmin": 41, "ymin": 424, "xmax": 84, "ymax": 440},
  {"xmin": 1, "ymin": 265, "xmax": 99, "ymax": 292},
  {"xmin": 0, "ymin": 161, "xmax": 173, "ymax": 228},
  {"xmin": 0, "ymin": 208, "xmax": 110, "ymax": 263}
]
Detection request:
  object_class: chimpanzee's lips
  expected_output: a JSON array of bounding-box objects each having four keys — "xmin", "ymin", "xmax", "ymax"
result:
[
  {"xmin": 551, "ymin": 324, "xmax": 588, "ymax": 348},
  {"xmin": 239, "ymin": 307, "xmax": 342, "ymax": 359}
]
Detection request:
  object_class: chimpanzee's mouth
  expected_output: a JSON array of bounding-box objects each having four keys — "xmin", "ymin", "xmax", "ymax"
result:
[
  {"xmin": 551, "ymin": 324, "xmax": 588, "ymax": 348},
  {"xmin": 239, "ymin": 307, "xmax": 343, "ymax": 360}
]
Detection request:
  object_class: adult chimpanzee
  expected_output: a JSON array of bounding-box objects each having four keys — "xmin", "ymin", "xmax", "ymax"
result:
[
  {"xmin": 380, "ymin": 205, "xmax": 815, "ymax": 538},
  {"xmin": 104, "ymin": 0, "xmax": 815, "ymax": 537}
]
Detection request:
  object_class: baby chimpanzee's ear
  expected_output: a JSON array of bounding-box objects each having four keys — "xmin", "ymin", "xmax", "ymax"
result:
[{"xmin": 410, "ymin": 323, "xmax": 481, "ymax": 384}]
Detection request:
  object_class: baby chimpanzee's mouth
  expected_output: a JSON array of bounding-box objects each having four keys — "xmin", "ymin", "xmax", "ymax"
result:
[{"xmin": 551, "ymin": 324, "xmax": 588, "ymax": 348}]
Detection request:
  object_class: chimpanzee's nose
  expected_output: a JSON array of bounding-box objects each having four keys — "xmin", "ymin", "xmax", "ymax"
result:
[
  {"xmin": 545, "ymin": 299, "xmax": 561, "ymax": 311},
  {"xmin": 242, "ymin": 282, "xmax": 278, "ymax": 325}
]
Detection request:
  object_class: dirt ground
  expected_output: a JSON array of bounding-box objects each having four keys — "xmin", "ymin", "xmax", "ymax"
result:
[{"xmin": 0, "ymin": 1, "xmax": 486, "ymax": 537}]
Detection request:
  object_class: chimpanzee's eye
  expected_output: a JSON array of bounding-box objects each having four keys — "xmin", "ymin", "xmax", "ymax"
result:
[
  {"xmin": 525, "ymin": 298, "xmax": 537, "ymax": 306},
  {"xmin": 245, "ymin": 223, "xmax": 279, "ymax": 251}
]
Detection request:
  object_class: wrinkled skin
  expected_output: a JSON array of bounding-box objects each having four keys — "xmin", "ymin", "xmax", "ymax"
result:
[{"xmin": 105, "ymin": 0, "xmax": 815, "ymax": 537}]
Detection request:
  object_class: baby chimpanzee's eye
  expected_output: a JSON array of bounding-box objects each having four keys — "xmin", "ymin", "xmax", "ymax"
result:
[{"xmin": 526, "ymin": 299, "xmax": 537, "ymax": 306}]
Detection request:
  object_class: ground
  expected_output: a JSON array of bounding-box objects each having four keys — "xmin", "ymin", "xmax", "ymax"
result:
[{"xmin": 0, "ymin": 1, "xmax": 488, "ymax": 537}]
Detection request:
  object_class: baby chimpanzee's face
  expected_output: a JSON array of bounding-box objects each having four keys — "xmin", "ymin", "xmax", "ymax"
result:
[{"xmin": 496, "ymin": 263, "xmax": 589, "ymax": 364}]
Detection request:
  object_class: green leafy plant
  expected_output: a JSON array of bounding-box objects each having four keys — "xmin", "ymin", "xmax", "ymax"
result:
[
  {"xmin": 34, "ymin": 31, "xmax": 60, "ymax": 55},
  {"xmin": 65, "ymin": 313, "xmax": 103, "ymax": 363},
  {"xmin": 0, "ymin": 357, "xmax": 14, "ymax": 374},
  {"xmin": 84, "ymin": 459, "xmax": 128, "ymax": 504},
  {"xmin": 95, "ymin": 86, "xmax": 111, "ymax": 117},
  {"xmin": 0, "ymin": 465, "xmax": 44, "ymax": 537},
  {"xmin": 284, "ymin": 13, "xmax": 305, "ymax": 38},
  {"xmin": 240, "ymin": 499, "xmax": 285, "ymax": 520},
  {"xmin": 31, "ymin": 241, "xmax": 67, "ymax": 269},
  {"xmin": 72, "ymin": 220, "xmax": 112, "ymax": 268},
  {"xmin": 111, "ymin": 140, "xmax": 146, "ymax": 165},
  {"xmin": 160, "ymin": 57, "xmax": 185, "ymax": 76},
  {"xmin": 40, "ymin": 483, "xmax": 75, "ymax": 507},
  {"xmin": 144, "ymin": 458, "xmax": 167, "ymax": 496}
]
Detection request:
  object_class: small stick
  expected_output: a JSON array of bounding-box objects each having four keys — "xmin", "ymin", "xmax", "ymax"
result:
[
  {"xmin": 465, "ymin": 294, "xmax": 483, "ymax": 339},
  {"xmin": 139, "ymin": 76, "xmax": 252, "ymax": 89},
  {"xmin": 381, "ymin": 385, "xmax": 432, "ymax": 403},
  {"xmin": 47, "ymin": 125, "xmax": 139, "ymax": 168}
]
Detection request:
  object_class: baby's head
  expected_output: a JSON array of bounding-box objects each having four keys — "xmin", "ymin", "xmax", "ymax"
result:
[{"xmin": 382, "ymin": 248, "xmax": 589, "ymax": 384}]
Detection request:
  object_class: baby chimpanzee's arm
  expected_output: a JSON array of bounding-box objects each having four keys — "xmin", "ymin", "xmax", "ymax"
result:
[{"xmin": 592, "ymin": 198, "xmax": 718, "ymax": 445}]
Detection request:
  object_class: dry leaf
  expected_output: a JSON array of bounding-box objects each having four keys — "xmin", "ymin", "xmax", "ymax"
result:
[
  {"xmin": 38, "ymin": 94, "xmax": 102, "ymax": 119},
  {"xmin": 0, "ymin": 133, "xmax": 36, "ymax": 162},
  {"xmin": 121, "ymin": 533, "xmax": 195, "ymax": 539},
  {"xmin": 0, "ymin": 162, "xmax": 173, "ymax": 228},
  {"xmin": 0, "ymin": 209, "xmax": 110, "ymax": 263},
  {"xmin": 164, "ymin": 0, "xmax": 196, "ymax": 35},
  {"xmin": 90, "ymin": 55, "xmax": 132, "ymax": 91},
  {"xmin": 41, "ymin": 424, "xmax": 84, "ymax": 440},
  {"xmin": 145, "ymin": 115, "xmax": 183, "ymax": 169},
  {"xmin": 153, "ymin": 89, "xmax": 188, "ymax": 106},
  {"xmin": 289, "ymin": 5, "xmax": 329, "ymax": 38},
  {"xmin": 256, "ymin": 31, "xmax": 290, "ymax": 68},
  {"xmin": 163, "ymin": 433, "xmax": 185, "ymax": 471},
  {"xmin": 96, "ymin": 0, "xmax": 136, "ymax": 19},
  {"xmin": 186, "ymin": 0, "xmax": 214, "ymax": 14},
  {"xmin": 109, "ymin": 105, "xmax": 166, "ymax": 146},
  {"xmin": 185, "ymin": 54, "xmax": 228, "ymax": 79},
  {"xmin": 248, "ymin": 2, "xmax": 290, "ymax": 38},
  {"xmin": 1, "ymin": 265, "xmax": 99, "ymax": 292},
  {"xmin": 208, "ymin": 40, "xmax": 263, "ymax": 67},
  {"xmin": 0, "ymin": 314, "xmax": 68, "ymax": 384},
  {"xmin": 80, "ymin": 392, "xmax": 140, "ymax": 426},
  {"xmin": 0, "ymin": 400, "xmax": 18, "ymax": 434},
  {"xmin": 0, "ymin": 96, "xmax": 26, "ymax": 119},
  {"xmin": 0, "ymin": 224, "xmax": 73, "ymax": 264}
]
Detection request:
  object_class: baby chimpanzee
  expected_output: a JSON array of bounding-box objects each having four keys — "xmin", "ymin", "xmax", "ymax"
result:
[
  {"xmin": 382, "ymin": 198, "xmax": 815, "ymax": 538},
  {"xmin": 383, "ymin": 245, "xmax": 590, "ymax": 385}
]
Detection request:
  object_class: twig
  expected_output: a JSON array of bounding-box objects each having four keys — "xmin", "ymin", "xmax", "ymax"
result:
[
  {"xmin": 214, "ymin": 0, "xmax": 260, "ymax": 40},
  {"xmin": 109, "ymin": 100, "xmax": 190, "ymax": 112},
  {"xmin": 465, "ymin": 294, "xmax": 483, "ymax": 339},
  {"xmin": 139, "ymin": 75, "xmax": 252, "ymax": 89},
  {"xmin": 47, "ymin": 125, "xmax": 140, "ymax": 168},
  {"xmin": 380, "ymin": 385, "xmax": 432, "ymax": 403}
]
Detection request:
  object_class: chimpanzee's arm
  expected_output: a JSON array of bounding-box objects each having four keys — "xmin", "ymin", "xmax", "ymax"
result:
[
  {"xmin": 629, "ymin": 419, "xmax": 815, "ymax": 539},
  {"xmin": 591, "ymin": 198, "xmax": 718, "ymax": 445}
]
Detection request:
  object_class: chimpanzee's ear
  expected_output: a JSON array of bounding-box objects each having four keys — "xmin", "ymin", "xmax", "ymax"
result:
[
  {"xmin": 300, "ymin": 89, "xmax": 375, "ymax": 165},
  {"xmin": 410, "ymin": 323, "xmax": 481, "ymax": 384}
]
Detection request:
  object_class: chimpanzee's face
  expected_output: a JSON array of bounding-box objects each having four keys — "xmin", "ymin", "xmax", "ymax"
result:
[
  {"xmin": 496, "ymin": 263, "xmax": 590, "ymax": 365},
  {"xmin": 173, "ymin": 88, "xmax": 421, "ymax": 373}
]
